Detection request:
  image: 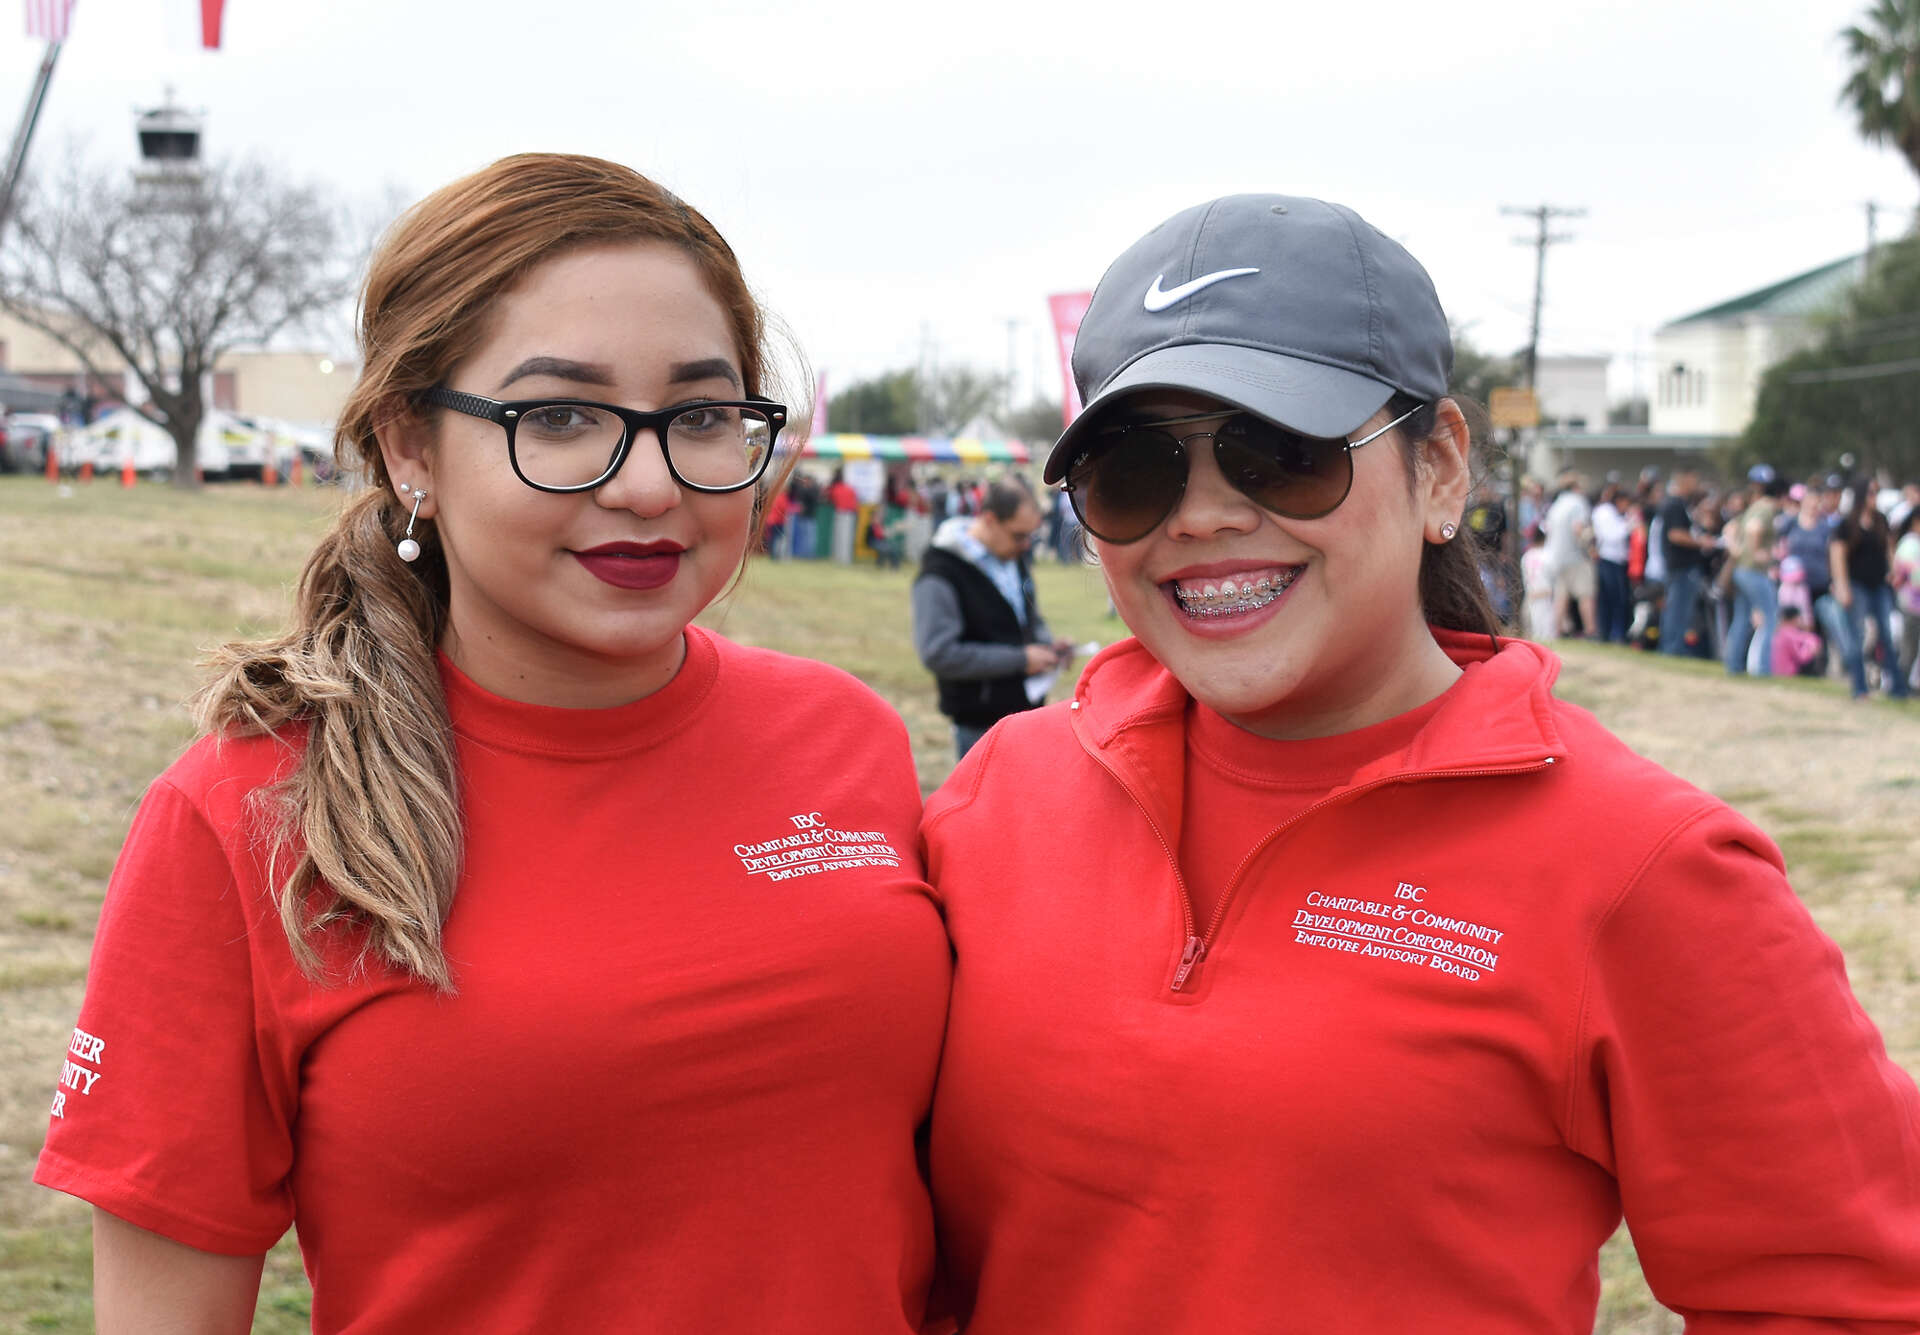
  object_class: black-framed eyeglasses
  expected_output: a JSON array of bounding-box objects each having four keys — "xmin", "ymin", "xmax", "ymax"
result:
[
  {"xmin": 1063, "ymin": 404, "xmax": 1422, "ymax": 544},
  {"xmin": 422, "ymin": 388, "xmax": 786, "ymax": 495}
]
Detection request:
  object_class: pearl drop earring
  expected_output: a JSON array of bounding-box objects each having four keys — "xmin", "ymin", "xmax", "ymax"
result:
[{"xmin": 397, "ymin": 488, "xmax": 428, "ymax": 563}]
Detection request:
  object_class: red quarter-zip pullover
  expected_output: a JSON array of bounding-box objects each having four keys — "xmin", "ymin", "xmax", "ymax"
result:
[{"xmin": 923, "ymin": 630, "xmax": 1920, "ymax": 1331}]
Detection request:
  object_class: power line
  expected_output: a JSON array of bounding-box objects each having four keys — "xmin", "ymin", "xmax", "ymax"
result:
[
  {"xmin": 1784, "ymin": 354, "xmax": 1920, "ymax": 384},
  {"xmin": 1837, "ymin": 323, "xmax": 1920, "ymax": 353},
  {"xmin": 1840, "ymin": 310, "xmax": 1920, "ymax": 335},
  {"xmin": 1772, "ymin": 307, "xmax": 1920, "ymax": 360}
]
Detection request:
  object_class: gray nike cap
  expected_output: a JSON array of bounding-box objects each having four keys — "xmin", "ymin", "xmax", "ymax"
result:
[{"xmin": 1043, "ymin": 194, "xmax": 1453, "ymax": 484}]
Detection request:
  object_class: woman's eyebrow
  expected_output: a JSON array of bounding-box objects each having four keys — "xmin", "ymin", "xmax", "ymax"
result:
[
  {"xmin": 497, "ymin": 356, "xmax": 614, "ymax": 392},
  {"xmin": 668, "ymin": 358, "xmax": 741, "ymax": 390},
  {"xmin": 493, "ymin": 356, "xmax": 741, "ymax": 394}
]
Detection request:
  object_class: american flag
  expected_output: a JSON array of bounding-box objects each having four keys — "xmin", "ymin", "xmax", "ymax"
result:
[{"xmin": 24, "ymin": 0, "xmax": 75, "ymax": 41}]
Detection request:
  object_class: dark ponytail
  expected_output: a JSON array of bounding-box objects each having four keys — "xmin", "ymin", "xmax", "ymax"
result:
[{"xmin": 1385, "ymin": 393, "xmax": 1504, "ymax": 640}]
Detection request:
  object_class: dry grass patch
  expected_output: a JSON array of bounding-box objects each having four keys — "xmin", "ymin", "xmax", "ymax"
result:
[{"xmin": 0, "ymin": 479, "xmax": 337, "ymax": 1299}]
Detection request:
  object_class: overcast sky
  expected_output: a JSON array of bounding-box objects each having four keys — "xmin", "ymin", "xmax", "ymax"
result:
[{"xmin": 6, "ymin": 0, "xmax": 1915, "ymax": 413}]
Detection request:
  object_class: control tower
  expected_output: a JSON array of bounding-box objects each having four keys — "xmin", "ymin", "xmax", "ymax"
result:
[{"xmin": 133, "ymin": 91, "xmax": 205, "ymax": 195}]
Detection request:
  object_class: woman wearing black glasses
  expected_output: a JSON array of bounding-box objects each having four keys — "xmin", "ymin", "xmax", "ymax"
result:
[
  {"xmin": 922, "ymin": 195, "xmax": 1920, "ymax": 1330},
  {"xmin": 36, "ymin": 154, "xmax": 949, "ymax": 1333}
]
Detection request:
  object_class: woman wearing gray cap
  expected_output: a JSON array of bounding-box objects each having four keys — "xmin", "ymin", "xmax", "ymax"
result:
[{"xmin": 921, "ymin": 195, "xmax": 1920, "ymax": 1331}]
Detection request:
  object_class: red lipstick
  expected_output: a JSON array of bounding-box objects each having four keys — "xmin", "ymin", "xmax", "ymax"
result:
[{"xmin": 572, "ymin": 540, "xmax": 684, "ymax": 590}]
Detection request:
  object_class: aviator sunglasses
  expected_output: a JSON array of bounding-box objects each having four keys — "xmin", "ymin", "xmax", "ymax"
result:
[{"xmin": 1062, "ymin": 403, "xmax": 1424, "ymax": 544}]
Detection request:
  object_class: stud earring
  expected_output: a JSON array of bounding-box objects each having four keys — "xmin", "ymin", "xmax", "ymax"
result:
[
  {"xmin": 397, "ymin": 489, "xmax": 428, "ymax": 563},
  {"xmin": 1440, "ymin": 521, "xmax": 1458, "ymax": 541}
]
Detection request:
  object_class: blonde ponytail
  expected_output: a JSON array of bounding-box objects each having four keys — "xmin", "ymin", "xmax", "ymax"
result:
[{"xmin": 196, "ymin": 488, "xmax": 461, "ymax": 988}]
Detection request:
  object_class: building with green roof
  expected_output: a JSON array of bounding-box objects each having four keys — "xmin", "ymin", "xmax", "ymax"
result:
[{"xmin": 1648, "ymin": 254, "xmax": 1864, "ymax": 439}]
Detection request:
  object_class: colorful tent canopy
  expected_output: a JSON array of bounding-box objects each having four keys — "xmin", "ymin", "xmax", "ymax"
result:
[{"xmin": 800, "ymin": 433, "xmax": 1032, "ymax": 464}]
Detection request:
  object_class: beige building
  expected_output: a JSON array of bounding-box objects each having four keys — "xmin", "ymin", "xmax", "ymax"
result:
[
  {"xmin": 1536, "ymin": 354, "xmax": 1610, "ymax": 432},
  {"xmin": 0, "ymin": 308, "xmax": 354, "ymax": 425},
  {"xmin": 1648, "ymin": 254, "xmax": 1862, "ymax": 439},
  {"xmin": 216, "ymin": 349, "xmax": 356, "ymax": 425}
]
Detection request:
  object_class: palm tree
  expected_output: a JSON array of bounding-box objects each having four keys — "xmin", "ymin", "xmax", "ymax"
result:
[{"xmin": 1842, "ymin": 0, "xmax": 1920, "ymax": 182}]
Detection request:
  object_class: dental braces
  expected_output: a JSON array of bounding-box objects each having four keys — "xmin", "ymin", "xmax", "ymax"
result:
[{"xmin": 1176, "ymin": 582, "xmax": 1289, "ymax": 618}]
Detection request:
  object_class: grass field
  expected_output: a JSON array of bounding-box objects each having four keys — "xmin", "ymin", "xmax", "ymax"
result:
[{"xmin": 2, "ymin": 474, "xmax": 1916, "ymax": 1333}]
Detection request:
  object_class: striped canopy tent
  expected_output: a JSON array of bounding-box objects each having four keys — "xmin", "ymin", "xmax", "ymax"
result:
[{"xmin": 800, "ymin": 433, "xmax": 1032, "ymax": 464}]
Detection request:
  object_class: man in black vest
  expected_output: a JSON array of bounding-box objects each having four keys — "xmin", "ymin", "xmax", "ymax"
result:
[{"xmin": 912, "ymin": 476, "xmax": 1075, "ymax": 760}]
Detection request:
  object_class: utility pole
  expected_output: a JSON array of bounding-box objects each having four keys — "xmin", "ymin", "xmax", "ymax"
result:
[
  {"xmin": 1032, "ymin": 323, "xmax": 1045, "ymax": 415},
  {"xmin": 1498, "ymin": 203, "xmax": 1583, "ymax": 586},
  {"xmin": 916, "ymin": 322, "xmax": 935, "ymax": 435},
  {"xmin": 1502, "ymin": 204, "xmax": 1585, "ymax": 392},
  {"xmin": 1866, "ymin": 200, "xmax": 1881, "ymax": 268},
  {"xmin": 1004, "ymin": 317, "xmax": 1020, "ymax": 424}
]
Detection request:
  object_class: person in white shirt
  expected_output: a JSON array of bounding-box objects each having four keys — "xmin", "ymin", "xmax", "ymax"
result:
[
  {"xmin": 1541, "ymin": 472, "xmax": 1596, "ymax": 638},
  {"xmin": 1590, "ymin": 481, "xmax": 1634, "ymax": 643}
]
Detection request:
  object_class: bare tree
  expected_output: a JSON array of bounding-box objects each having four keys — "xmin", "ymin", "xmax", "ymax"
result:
[
  {"xmin": 994, "ymin": 396, "xmax": 1065, "ymax": 445},
  {"xmin": 828, "ymin": 365, "xmax": 1012, "ymax": 437},
  {"xmin": 920, "ymin": 365, "xmax": 1005, "ymax": 437},
  {"xmin": 0, "ymin": 151, "xmax": 351, "ymax": 486}
]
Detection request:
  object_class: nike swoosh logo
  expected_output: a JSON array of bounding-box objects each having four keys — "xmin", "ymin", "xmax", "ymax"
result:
[{"xmin": 1142, "ymin": 267, "xmax": 1261, "ymax": 312}]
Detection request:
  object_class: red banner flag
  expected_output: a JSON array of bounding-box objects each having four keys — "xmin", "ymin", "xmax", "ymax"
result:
[
  {"xmin": 1047, "ymin": 292, "xmax": 1092, "ymax": 428},
  {"xmin": 24, "ymin": 0, "xmax": 76, "ymax": 41},
  {"xmin": 200, "ymin": 0, "xmax": 223, "ymax": 47}
]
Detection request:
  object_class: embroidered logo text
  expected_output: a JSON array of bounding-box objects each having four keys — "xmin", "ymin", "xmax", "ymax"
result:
[
  {"xmin": 1290, "ymin": 881, "xmax": 1507, "ymax": 983},
  {"xmin": 730, "ymin": 811, "xmax": 902, "ymax": 883}
]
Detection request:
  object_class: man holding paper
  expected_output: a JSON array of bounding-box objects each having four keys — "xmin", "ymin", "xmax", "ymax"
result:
[{"xmin": 913, "ymin": 475, "xmax": 1076, "ymax": 760}]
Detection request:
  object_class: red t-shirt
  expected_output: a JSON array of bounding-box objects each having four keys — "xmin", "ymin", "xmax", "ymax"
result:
[
  {"xmin": 828, "ymin": 482, "xmax": 860, "ymax": 512},
  {"xmin": 37, "ymin": 628, "xmax": 950, "ymax": 1334}
]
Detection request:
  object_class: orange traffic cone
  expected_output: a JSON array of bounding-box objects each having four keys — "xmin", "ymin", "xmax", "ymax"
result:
[
  {"xmin": 45, "ymin": 445, "xmax": 59, "ymax": 482},
  {"xmin": 262, "ymin": 460, "xmax": 278, "ymax": 487},
  {"xmin": 78, "ymin": 460, "xmax": 93, "ymax": 483},
  {"xmin": 289, "ymin": 452, "xmax": 303, "ymax": 486},
  {"xmin": 120, "ymin": 457, "xmax": 136, "ymax": 488}
]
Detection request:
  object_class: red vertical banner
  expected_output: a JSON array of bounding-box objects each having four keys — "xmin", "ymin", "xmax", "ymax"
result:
[
  {"xmin": 1047, "ymin": 292, "xmax": 1092, "ymax": 428},
  {"xmin": 200, "ymin": 0, "xmax": 224, "ymax": 47}
]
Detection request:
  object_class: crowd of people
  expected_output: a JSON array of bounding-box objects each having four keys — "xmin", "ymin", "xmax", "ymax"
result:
[
  {"xmin": 769, "ymin": 453, "xmax": 1920, "ymax": 706},
  {"xmin": 1489, "ymin": 464, "xmax": 1919, "ymax": 700},
  {"xmin": 759, "ymin": 467, "xmax": 1086, "ymax": 568}
]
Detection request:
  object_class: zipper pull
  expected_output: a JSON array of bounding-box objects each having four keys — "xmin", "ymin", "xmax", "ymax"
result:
[{"xmin": 1171, "ymin": 935, "xmax": 1208, "ymax": 992}]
